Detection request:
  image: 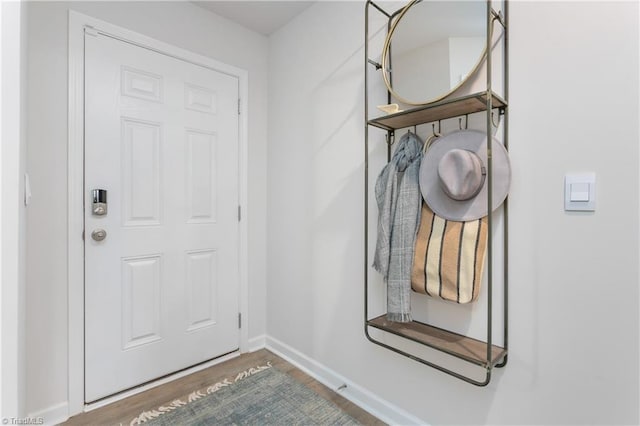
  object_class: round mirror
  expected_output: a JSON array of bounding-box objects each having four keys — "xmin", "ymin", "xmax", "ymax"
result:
[{"xmin": 382, "ymin": 0, "xmax": 487, "ymax": 106}]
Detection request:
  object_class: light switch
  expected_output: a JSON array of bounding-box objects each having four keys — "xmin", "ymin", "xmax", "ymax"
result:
[
  {"xmin": 565, "ymin": 173, "xmax": 595, "ymax": 211},
  {"xmin": 569, "ymin": 183, "xmax": 590, "ymax": 202}
]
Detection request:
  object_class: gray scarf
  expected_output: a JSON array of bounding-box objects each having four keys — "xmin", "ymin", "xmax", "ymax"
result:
[{"xmin": 373, "ymin": 132, "xmax": 423, "ymax": 322}]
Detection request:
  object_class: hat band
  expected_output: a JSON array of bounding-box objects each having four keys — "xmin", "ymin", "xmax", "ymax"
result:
[{"xmin": 464, "ymin": 165, "xmax": 486, "ymax": 200}]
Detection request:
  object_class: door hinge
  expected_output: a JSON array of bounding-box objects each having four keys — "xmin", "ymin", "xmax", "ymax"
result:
[
  {"xmin": 238, "ymin": 313, "xmax": 242, "ymax": 329},
  {"xmin": 238, "ymin": 205, "xmax": 241, "ymax": 222},
  {"xmin": 238, "ymin": 98, "xmax": 241, "ymax": 115},
  {"xmin": 85, "ymin": 26, "xmax": 99, "ymax": 37},
  {"xmin": 82, "ymin": 230, "xmax": 85, "ymax": 241}
]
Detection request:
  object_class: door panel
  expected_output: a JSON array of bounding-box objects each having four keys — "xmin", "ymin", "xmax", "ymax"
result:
[
  {"xmin": 121, "ymin": 255, "xmax": 162, "ymax": 350},
  {"xmin": 121, "ymin": 118, "xmax": 162, "ymax": 226},
  {"xmin": 186, "ymin": 129, "xmax": 217, "ymax": 223},
  {"xmin": 186, "ymin": 249, "xmax": 218, "ymax": 331},
  {"xmin": 84, "ymin": 33, "xmax": 239, "ymax": 402}
]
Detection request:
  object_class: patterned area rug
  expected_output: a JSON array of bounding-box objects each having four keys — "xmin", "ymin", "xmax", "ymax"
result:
[{"xmin": 129, "ymin": 362, "xmax": 360, "ymax": 425}]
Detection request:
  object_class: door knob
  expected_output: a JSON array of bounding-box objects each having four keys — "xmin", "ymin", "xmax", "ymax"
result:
[{"xmin": 91, "ymin": 229, "xmax": 107, "ymax": 242}]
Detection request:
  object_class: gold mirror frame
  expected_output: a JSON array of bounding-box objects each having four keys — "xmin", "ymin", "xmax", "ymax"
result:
[{"xmin": 381, "ymin": 0, "xmax": 488, "ymax": 106}]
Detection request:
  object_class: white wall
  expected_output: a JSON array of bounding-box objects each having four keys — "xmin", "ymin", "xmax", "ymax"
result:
[
  {"xmin": 1, "ymin": 0, "xmax": 28, "ymax": 419},
  {"xmin": 25, "ymin": 1, "xmax": 268, "ymax": 419},
  {"xmin": 268, "ymin": 1, "xmax": 639, "ymax": 424}
]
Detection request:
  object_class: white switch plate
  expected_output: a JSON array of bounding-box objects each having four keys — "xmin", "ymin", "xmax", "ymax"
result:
[{"xmin": 565, "ymin": 173, "xmax": 595, "ymax": 211}]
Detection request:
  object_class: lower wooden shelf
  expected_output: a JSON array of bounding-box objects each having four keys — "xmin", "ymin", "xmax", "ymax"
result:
[{"xmin": 367, "ymin": 315, "xmax": 506, "ymax": 368}]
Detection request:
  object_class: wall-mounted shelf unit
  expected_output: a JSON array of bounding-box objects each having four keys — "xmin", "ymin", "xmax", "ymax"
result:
[{"xmin": 364, "ymin": 0, "xmax": 509, "ymax": 387}]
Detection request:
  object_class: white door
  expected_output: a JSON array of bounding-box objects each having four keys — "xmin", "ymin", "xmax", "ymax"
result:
[{"xmin": 84, "ymin": 32, "xmax": 240, "ymax": 402}]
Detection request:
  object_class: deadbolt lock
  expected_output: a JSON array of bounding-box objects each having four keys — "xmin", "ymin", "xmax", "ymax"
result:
[{"xmin": 92, "ymin": 189, "xmax": 107, "ymax": 216}]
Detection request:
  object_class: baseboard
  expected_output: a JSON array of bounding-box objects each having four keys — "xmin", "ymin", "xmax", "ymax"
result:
[
  {"xmin": 247, "ymin": 334, "xmax": 266, "ymax": 352},
  {"xmin": 28, "ymin": 401, "xmax": 69, "ymax": 426},
  {"xmin": 265, "ymin": 336, "xmax": 427, "ymax": 426}
]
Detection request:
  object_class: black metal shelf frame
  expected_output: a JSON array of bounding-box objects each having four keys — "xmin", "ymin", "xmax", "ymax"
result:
[{"xmin": 364, "ymin": 0, "xmax": 509, "ymax": 387}]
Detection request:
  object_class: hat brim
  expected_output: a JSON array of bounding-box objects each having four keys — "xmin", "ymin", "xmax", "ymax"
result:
[{"xmin": 419, "ymin": 130, "xmax": 511, "ymax": 222}]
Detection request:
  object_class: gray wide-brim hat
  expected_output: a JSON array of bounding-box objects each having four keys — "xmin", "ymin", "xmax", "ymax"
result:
[{"xmin": 420, "ymin": 130, "xmax": 511, "ymax": 222}]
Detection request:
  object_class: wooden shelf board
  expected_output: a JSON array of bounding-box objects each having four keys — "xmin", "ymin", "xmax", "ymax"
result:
[
  {"xmin": 368, "ymin": 91, "xmax": 507, "ymax": 131},
  {"xmin": 367, "ymin": 314, "xmax": 506, "ymax": 368}
]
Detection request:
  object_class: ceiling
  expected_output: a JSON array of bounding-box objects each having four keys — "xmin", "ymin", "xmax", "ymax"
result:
[{"xmin": 194, "ymin": 1, "xmax": 315, "ymax": 36}]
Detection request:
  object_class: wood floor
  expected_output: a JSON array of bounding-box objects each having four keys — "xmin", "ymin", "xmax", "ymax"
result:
[{"xmin": 62, "ymin": 349, "xmax": 385, "ymax": 425}]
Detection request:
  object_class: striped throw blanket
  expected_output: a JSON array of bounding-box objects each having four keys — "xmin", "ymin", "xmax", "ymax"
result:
[{"xmin": 411, "ymin": 202, "xmax": 487, "ymax": 304}]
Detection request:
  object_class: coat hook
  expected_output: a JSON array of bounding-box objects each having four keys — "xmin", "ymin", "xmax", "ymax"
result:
[
  {"xmin": 423, "ymin": 133, "xmax": 439, "ymax": 153},
  {"xmin": 432, "ymin": 122, "xmax": 441, "ymax": 137},
  {"xmin": 491, "ymin": 111, "xmax": 501, "ymax": 128},
  {"xmin": 458, "ymin": 114, "xmax": 468, "ymax": 130},
  {"xmin": 386, "ymin": 131, "xmax": 396, "ymax": 146}
]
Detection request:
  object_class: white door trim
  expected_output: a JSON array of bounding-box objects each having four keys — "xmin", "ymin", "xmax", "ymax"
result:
[
  {"xmin": 68, "ymin": 10, "xmax": 249, "ymax": 416},
  {"xmin": 1, "ymin": 1, "xmax": 25, "ymax": 418}
]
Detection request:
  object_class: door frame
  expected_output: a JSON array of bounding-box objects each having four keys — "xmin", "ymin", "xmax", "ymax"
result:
[{"xmin": 68, "ymin": 10, "xmax": 249, "ymax": 415}]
